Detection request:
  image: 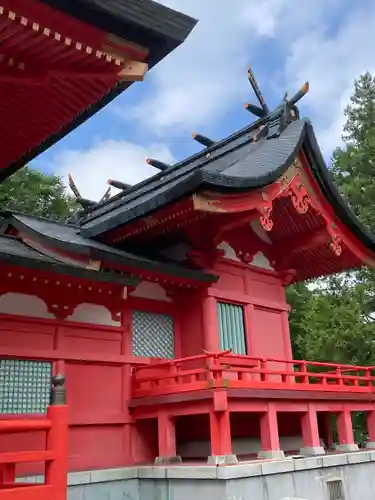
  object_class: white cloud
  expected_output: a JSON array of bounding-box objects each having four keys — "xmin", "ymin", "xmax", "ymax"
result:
[
  {"xmin": 273, "ymin": 0, "xmax": 375, "ymax": 154},
  {"xmin": 120, "ymin": 0, "xmax": 259, "ymax": 135},
  {"xmin": 118, "ymin": 0, "xmax": 375, "ymax": 155},
  {"xmin": 54, "ymin": 0, "xmax": 375, "ymax": 198},
  {"xmin": 53, "ymin": 139, "xmax": 174, "ymax": 201}
]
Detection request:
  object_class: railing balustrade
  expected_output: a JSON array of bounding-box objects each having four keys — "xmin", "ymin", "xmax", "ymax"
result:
[
  {"xmin": 131, "ymin": 351, "xmax": 375, "ymax": 398},
  {"xmin": 0, "ymin": 374, "xmax": 68, "ymax": 500}
]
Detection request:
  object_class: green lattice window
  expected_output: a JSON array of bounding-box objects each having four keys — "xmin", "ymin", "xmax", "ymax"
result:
[
  {"xmin": 132, "ymin": 310, "xmax": 174, "ymax": 358},
  {"xmin": 217, "ymin": 302, "xmax": 247, "ymax": 355},
  {"xmin": 0, "ymin": 359, "xmax": 52, "ymax": 414}
]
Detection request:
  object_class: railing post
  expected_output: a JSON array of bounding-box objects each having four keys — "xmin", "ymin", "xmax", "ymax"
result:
[
  {"xmin": 46, "ymin": 374, "xmax": 68, "ymax": 500},
  {"xmin": 336, "ymin": 367, "xmax": 343, "ymax": 386}
]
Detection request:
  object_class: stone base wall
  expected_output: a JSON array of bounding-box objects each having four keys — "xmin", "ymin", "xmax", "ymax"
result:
[{"xmin": 21, "ymin": 451, "xmax": 375, "ymax": 500}]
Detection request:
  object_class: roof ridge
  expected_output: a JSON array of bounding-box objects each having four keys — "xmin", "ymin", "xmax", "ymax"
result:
[
  {"xmin": 0, "ymin": 210, "xmax": 79, "ymax": 228},
  {"xmin": 78, "ymin": 115, "xmax": 268, "ymax": 225}
]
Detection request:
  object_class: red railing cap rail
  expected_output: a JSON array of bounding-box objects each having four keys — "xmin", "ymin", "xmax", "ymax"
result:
[{"xmin": 133, "ymin": 350, "xmax": 375, "ymax": 373}]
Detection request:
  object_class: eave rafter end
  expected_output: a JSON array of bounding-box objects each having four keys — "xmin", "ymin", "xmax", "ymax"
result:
[{"xmin": 118, "ymin": 61, "xmax": 148, "ymax": 82}]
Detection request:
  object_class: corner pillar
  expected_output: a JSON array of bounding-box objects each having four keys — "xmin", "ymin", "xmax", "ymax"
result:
[
  {"xmin": 258, "ymin": 404, "xmax": 285, "ymax": 460},
  {"xmin": 336, "ymin": 409, "xmax": 358, "ymax": 452},
  {"xmin": 202, "ymin": 294, "xmax": 220, "ymax": 352},
  {"xmin": 155, "ymin": 413, "xmax": 181, "ymax": 465},
  {"xmin": 208, "ymin": 410, "xmax": 237, "ymax": 465},
  {"xmin": 300, "ymin": 405, "xmax": 325, "ymax": 456}
]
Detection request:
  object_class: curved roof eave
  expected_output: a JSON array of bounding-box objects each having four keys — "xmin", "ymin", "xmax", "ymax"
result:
[
  {"xmin": 302, "ymin": 122, "xmax": 375, "ymax": 254},
  {"xmin": 203, "ymin": 120, "xmax": 375, "ymax": 255},
  {"xmin": 80, "ymin": 118, "xmax": 375, "ymax": 258}
]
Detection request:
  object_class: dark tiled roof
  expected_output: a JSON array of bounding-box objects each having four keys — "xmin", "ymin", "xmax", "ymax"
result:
[
  {"xmin": 0, "ymin": 234, "xmax": 138, "ymax": 286},
  {"xmin": 78, "ymin": 119, "xmax": 307, "ymax": 236},
  {"xmin": 1, "ymin": 212, "xmax": 216, "ymax": 283},
  {"xmin": 41, "ymin": 0, "xmax": 197, "ymax": 67},
  {"xmin": 77, "ymin": 117, "xmax": 375, "ymax": 255}
]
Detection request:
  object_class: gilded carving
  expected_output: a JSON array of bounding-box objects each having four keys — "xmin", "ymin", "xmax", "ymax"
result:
[{"xmin": 259, "ymin": 204, "xmax": 273, "ymax": 231}]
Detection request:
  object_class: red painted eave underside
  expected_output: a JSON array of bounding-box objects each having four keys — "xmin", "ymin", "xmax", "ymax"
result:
[
  {"xmin": 103, "ymin": 175, "xmax": 375, "ymax": 283},
  {"xmin": 260, "ymin": 196, "xmax": 365, "ymax": 282},
  {"xmin": 0, "ymin": 0, "xmax": 147, "ymax": 177}
]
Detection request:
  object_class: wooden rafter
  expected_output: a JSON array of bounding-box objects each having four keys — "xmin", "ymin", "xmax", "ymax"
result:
[{"xmin": 0, "ymin": 53, "xmax": 147, "ymax": 85}]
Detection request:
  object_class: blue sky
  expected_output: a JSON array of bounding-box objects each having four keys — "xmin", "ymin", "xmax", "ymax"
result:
[{"xmin": 32, "ymin": 0, "xmax": 375, "ymax": 201}]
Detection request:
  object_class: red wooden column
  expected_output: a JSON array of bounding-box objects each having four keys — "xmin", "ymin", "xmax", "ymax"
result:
[
  {"xmin": 258, "ymin": 403, "xmax": 285, "ymax": 460},
  {"xmin": 336, "ymin": 408, "xmax": 358, "ymax": 452},
  {"xmin": 202, "ymin": 293, "xmax": 220, "ymax": 352},
  {"xmin": 45, "ymin": 374, "xmax": 68, "ymax": 500},
  {"xmin": 364, "ymin": 410, "xmax": 375, "ymax": 449},
  {"xmin": 155, "ymin": 413, "xmax": 181, "ymax": 465},
  {"xmin": 300, "ymin": 404, "xmax": 325, "ymax": 456},
  {"xmin": 208, "ymin": 408, "xmax": 237, "ymax": 465}
]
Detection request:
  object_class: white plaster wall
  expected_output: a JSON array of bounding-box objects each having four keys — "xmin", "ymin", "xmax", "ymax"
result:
[
  {"xmin": 0, "ymin": 293, "xmax": 121, "ymax": 326},
  {"xmin": 130, "ymin": 281, "xmax": 172, "ymax": 302},
  {"xmin": 66, "ymin": 303, "xmax": 121, "ymax": 326},
  {"xmin": 216, "ymin": 241, "xmax": 241, "ymax": 262},
  {"xmin": 250, "ymin": 251, "xmax": 274, "ymax": 270},
  {"xmin": 0, "ymin": 293, "xmax": 55, "ymax": 319}
]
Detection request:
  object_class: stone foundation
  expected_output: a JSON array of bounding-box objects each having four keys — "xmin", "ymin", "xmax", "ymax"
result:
[{"xmin": 20, "ymin": 450, "xmax": 375, "ymax": 500}]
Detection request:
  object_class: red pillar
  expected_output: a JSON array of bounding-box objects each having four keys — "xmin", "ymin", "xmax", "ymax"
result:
[
  {"xmin": 336, "ymin": 409, "xmax": 358, "ymax": 451},
  {"xmin": 258, "ymin": 404, "xmax": 285, "ymax": 460},
  {"xmin": 208, "ymin": 410, "xmax": 237, "ymax": 464},
  {"xmin": 45, "ymin": 405, "xmax": 68, "ymax": 500},
  {"xmin": 202, "ymin": 294, "xmax": 220, "ymax": 352},
  {"xmin": 300, "ymin": 405, "xmax": 325, "ymax": 455},
  {"xmin": 156, "ymin": 413, "xmax": 181, "ymax": 465}
]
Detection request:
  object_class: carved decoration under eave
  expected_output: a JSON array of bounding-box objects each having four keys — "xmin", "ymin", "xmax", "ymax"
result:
[
  {"xmin": 327, "ymin": 223, "xmax": 343, "ymax": 256},
  {"xmin": 284, "ymin": 174, "xmax": 312, "ymax": 214},
  {"xmin": 259, "ymin": 193, "xmax": 273, "ymax": 231}
]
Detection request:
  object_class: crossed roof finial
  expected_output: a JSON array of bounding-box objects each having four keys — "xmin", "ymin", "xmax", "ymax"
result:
[{"xmin": 244, "ymin": 65, "xmax": 309, "ymax": 121}]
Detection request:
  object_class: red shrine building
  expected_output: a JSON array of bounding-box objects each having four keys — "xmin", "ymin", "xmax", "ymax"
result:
[{"xmin": 1, "ymin": 0, "xmax": 375, "ymax": 499}]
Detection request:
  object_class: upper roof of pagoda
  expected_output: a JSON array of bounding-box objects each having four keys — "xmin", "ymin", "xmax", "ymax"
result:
[
  {"xmin": 0, "ymin": 0, "xmax": 196, "ymax": 181},
  {"xmin": 70, "ymin": 70, "xmax": 375, "ymax": 283}
]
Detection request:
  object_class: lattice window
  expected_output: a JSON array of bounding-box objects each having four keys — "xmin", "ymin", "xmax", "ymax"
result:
[
  {"xmin": 0, "ymin": 359, "xmax": 52, "ymax": 414},
  {"xmin": 327, "ymin": 480, "xmax": 345, "ymax": 500},
  {"xmin": 217, "ymin": 302, "xmax": 247, "ymax": 355},
  {"xmin": 132, "ymin": 310, "xmax": 174, "ymax": 359}
]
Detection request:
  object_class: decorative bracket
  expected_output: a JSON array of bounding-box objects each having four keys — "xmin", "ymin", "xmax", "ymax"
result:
[
  {"xmin": 326, "ymin": 223, "xmax": 343, "ymax": 256},
  {"xmin": 284, "ymin": 175, "xmax": 312, "ymax": 214},
  {"xmin": 258, "ymin": 192, "xmax": 273, "ymax": 231}
]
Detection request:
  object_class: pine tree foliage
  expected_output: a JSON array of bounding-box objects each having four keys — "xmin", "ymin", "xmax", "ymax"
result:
[{"xmin": 288, "ymin": 72, "xmax": 375, "ymax": 370}]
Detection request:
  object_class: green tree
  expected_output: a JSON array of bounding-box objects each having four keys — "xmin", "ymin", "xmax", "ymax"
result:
[
  {"xmin": 288, "ymin": 72, "xmax": 375, "ymax": 366},
  {"xmin": 0, "ymin": 167, "xmax": 76, "ymax": 221}
]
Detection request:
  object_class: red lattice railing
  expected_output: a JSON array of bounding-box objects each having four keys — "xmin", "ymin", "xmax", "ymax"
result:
[
  {"xmin": 131, "ymin": 350, "xmax": 375, "ymax": 398},
  {"xmin": 0, "ymin": 376, "xmax": 68, "ymax": 500}
]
